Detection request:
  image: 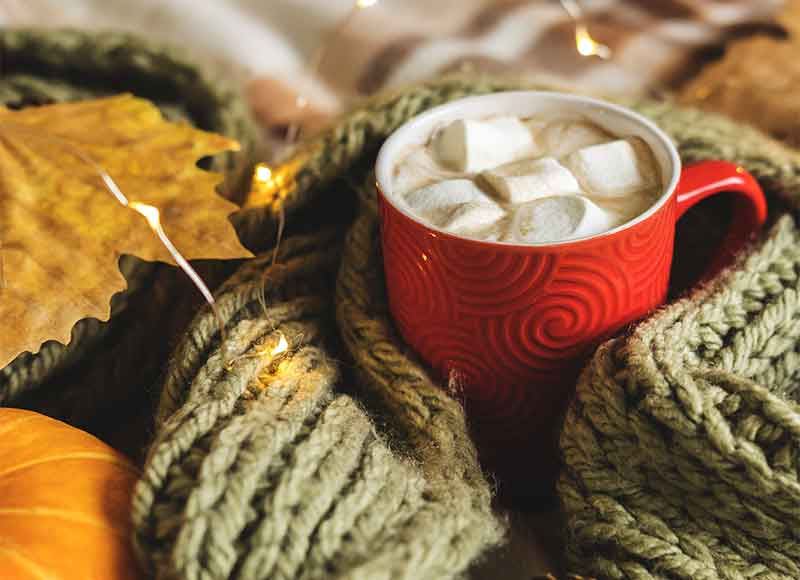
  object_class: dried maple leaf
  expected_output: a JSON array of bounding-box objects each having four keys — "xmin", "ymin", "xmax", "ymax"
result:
[{"xmin": 0, "ymin": 94, "xmax": 252, "ymax": 367}]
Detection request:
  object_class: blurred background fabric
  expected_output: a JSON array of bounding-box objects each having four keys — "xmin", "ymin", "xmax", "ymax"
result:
[{"xmin": 1, "ymin": 0, "xmax": 785, "ymax": 134}]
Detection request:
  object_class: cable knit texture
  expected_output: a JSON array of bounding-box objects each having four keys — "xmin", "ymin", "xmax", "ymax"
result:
[
  {"xmin": 133, "ymin": 230, "xmax": 505, "ymax": 579},
  {"xmin": 62, "ymin": 71, "xmax": 800, "ymax": 578}
]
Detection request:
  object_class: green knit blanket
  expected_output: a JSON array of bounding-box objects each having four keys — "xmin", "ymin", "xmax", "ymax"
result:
[
  {"xmin": 132, "ymin": 75, "xmax": 800, "ymax": 579},
  {"xmin": 560, "ymin": 217, "xmax": 800, "ymax": 579}
]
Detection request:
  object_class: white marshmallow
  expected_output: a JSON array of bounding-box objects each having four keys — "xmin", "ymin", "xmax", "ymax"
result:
[
  {"xmin": 565, "ymin": 138, "xmax": 659, "ymax": 197},
  {"xmin": 532, "ymin": 119, "xmax": 612, "ymax": 157},
  {"xmin": 504, "ymin": 195, "xmax": 617, "ymax": 244},
  {"xmin": 392, "ymin": 148, "xmax": 459, "ymax": 196},
  {"xmin": 402, "ymin": 179, "xmax": 505, "ymax": 235},
  {"xmin": 480, "ymin": 157, "xmax": 581, "ymax": 203},
  {"xmin": 402, "ymin": 179, "xmax": 486, "ymax": 216},
  {"xmin": 430, "ymin": 117, "xmax": 537, "ymax": 172},
  {"xmin": 440, "ymin": 200, "xmax": 505, "ymax": 234}
]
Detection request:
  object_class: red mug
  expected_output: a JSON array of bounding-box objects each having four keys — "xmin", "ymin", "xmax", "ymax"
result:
[{"xmin": 374, "ymin": 92, "xmax": 767, "ymax": 499}]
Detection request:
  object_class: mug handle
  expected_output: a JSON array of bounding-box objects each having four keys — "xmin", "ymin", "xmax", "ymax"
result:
[{"xmin": 675, "ymin": 160, "xmax": 768, "ymax": 277}]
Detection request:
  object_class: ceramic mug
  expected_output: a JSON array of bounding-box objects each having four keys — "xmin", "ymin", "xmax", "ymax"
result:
[{"xmin": 375, "ymin": 91, "xmax": 767, "ymax": 498}]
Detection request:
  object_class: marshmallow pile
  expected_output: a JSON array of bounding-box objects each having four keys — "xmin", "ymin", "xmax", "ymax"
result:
[{"xmin": 391, "ymin": 115, "xmax": 660, "ymax": 244}]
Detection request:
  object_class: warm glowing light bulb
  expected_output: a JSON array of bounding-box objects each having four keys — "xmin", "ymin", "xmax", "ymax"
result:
[
  {"xmin": 356, "ymin": 0, "xmax": 378, "ymax": 8},
  {"xmin": 129, "ymin": 201, "xmax": 160, "ymax": 228},
  {"xmin": 271, "ymin": 334, "xmax": 289, "ymax": 356},
  {"xmin": 575, "ymin": 25, "xmax": 611, "ymax": 59},
  {"xmin": 246, "ymin": 159, "xmax": 303, "ymax": 209},
  {"xmin": 255, "ymin": 164, "xmax": 273, "ymax": 183}
]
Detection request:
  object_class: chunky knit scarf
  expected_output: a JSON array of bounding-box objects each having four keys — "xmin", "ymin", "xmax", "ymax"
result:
[
  {"xmin": 133, "ymin": 74, "xmax": 800, "ymax": 579},
  {"xmin": 133, "ymin": 77, "xmax": 524, "ymax": 580}
]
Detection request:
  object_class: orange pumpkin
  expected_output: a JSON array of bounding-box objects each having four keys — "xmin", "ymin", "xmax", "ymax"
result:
[{"xmin": 0, "ymin": 408, "xmax": 140, "ymax": 579}]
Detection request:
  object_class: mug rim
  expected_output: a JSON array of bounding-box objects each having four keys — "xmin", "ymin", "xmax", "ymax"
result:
[{"xmin": 375, "ymin": 90, "xmax": 682, "ymax": 249}]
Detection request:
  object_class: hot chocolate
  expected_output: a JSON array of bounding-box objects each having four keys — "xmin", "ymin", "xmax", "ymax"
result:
[{"xmin": 391, "ymin": 114, "xmax": 661, "ymax": 244}]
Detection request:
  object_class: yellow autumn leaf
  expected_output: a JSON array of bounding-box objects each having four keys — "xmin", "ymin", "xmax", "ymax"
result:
[{"xmin": 0, "ymin": 94, "xmax": 253, "ymax": 368}]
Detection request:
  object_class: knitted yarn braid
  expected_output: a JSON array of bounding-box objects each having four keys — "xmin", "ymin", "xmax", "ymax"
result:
[
  {"xmin": 133, "ymin": 229, "xmax": 504, "ymax": 579},
  {"xmin": 335, "ymin": 181, "xmax": 505, "ymax": 578},
  {"xmin": 560, "ymin": 102, "xmax": 800, "ymax": 577},
  {"xmin": 0, "ymin": 28, "xmax": 257, "ymax": 405}
]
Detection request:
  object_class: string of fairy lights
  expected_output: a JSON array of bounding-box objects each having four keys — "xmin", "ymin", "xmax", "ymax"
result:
[{"xmin": 560, "ymin": 0, "xmax": 612, "ymax": 59}]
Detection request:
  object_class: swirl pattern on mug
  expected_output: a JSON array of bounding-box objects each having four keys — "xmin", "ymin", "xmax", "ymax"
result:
[
  {"xmin": 436, "ymin": 240, "xmax": 559, "ymax": 316},
  {"xmin": 479, "ymin": 252, "xmax": 626, "ymax": 381},
  {"xmin": 382, "ymin": 222, "xmax": 454, "ymax": 335},
  {"xmin": 379, "ymin": 192, "xmax": 676, "ymax": 451},
  {"xmin": 411, "ymin": 323, "xmax": 497, "ymax": 398},
  {"xmin": 410, "ymin": 322, "xmax": 527, "ymax": 426},
  {"xmin": 612, "ymin": 202, "xmax": 674, "ymax": 307}
]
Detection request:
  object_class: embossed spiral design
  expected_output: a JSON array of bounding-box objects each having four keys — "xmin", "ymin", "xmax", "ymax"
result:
[
  {"xmin": 480, "ymin": 253, "xmax": 628, "ymax": 383},
  {"xmin": 381, "ymin": 196, "xmax": 675, "ymax": 453},
  {"xmin": 382, "ymin": 221, "xmax": 454, "ymax": 336},
  {"xmin": 436, "ymin": 240, "xmax": 558, "ymax": 316},
  {"xmin": 612, "ymin": 202, "xmax": 674, "ymax": 307},
  {"xmin": 412, "ymin": 323, "xmax": 496, "ymax": 394},
  {"xmin": 411, "ymin": 323, "xmax": 531, "ymax": 426}
]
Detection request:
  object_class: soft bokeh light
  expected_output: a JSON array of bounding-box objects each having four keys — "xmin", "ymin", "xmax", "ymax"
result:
[
  {"xmin": 246, "ymin": 157, "xmax": 307, "ymax": 209},
  {"xmin": 271, "ymin": 333, "xmax": 289, "ymax": 356},
  {"xmin": 255, "ymin": 164, "xmax": 273, "ymax": 182},
  {"xmin": 575, "ymin": 25, "xmax": 611, "ymax": 59}
]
